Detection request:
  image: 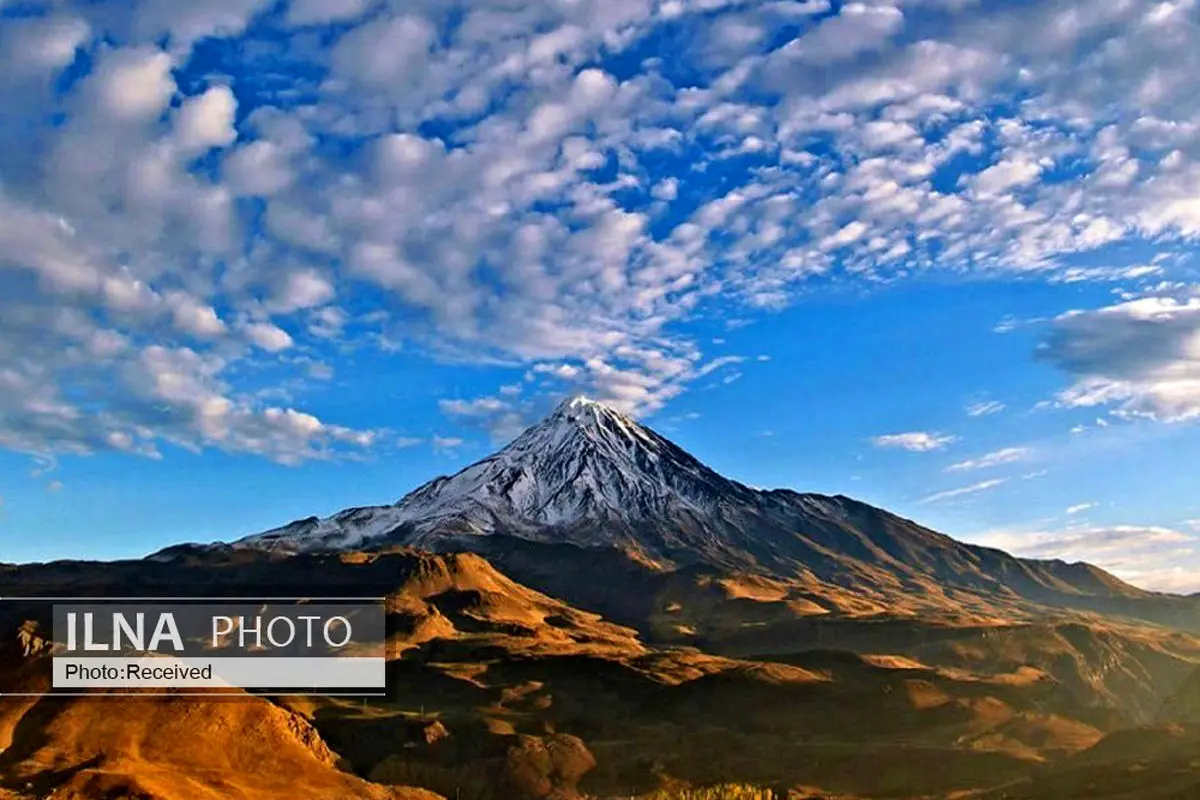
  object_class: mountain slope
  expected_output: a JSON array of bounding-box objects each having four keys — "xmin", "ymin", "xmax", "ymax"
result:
[
  {"xmin": 226, "ymin": 397, "xmax": 1194, "ymax": 625},
  {"xmin": 0, "ymin": 689, "xmax": 442, "ymax": 800},
  {"xmin": 10, "ymin": 547, "xmax": 1194, "ymax": 800},
  {"xmin": 238, "ymin": 396, "xmax": 765, "ymax": 566}
]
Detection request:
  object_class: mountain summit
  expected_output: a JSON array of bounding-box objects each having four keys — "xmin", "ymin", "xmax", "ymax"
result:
[
  {"xmin": 238, "ymin": 395, "xmax": 761, "ymax": 563},
  {"xmin": 235, "ymin": 396, "xmax": 1158, "ymax": 612}
]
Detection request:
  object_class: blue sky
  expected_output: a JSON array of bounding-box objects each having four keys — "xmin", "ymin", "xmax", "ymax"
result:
[{"xmin": 1, "ymin": 0, "xmax": 1199, "ymax": 591}]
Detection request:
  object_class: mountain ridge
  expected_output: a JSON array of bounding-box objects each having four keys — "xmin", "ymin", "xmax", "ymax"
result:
[
  {"xmin": 212, "ymin": 396, "xmax": 1200, "ymax": 631},
  {"xmin": 11, "ymin": 546, "xmax": 1199, "ymax": 799}
]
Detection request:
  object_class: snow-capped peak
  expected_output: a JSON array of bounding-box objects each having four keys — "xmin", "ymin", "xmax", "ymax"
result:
[
  {"xmin": 238, "ymin": 396, "xmax": 742, "ymax": 555},
  {"xmin": 546, "ymin": 394, "xmax": 650, "ymax": 438},
  {"xmin": 225, "ymin": 398, "xmax": 1159, "ymax": 608},
  {"xmin": 500, "ymin": 395, "xmax": 657, "ymax": 463},
  {"xmin": 407, "ymin": 394, "xmax": 726, "ymax": 524},
  {"xmin": 559, "ymin": 394, "xmax": 605, "ymax": 413}
]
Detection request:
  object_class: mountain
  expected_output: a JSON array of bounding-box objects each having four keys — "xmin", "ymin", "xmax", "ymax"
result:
[
  {"xmin": 11, "ymin": 547, "xmax": 1196, "ymax": 800},
  {"xmin": 1159, "ymin": 662, "xmax": 1200, "ymax": 724},
  {"xmin": 12, "ymin": 399, "xmax": 1200, "ymax": 797},
  {"xmin": 5, "ymin": 560, "xmax": 1197, "ymax": 799},
  {"xmin": 239, "ymin": 395, "xmax": 796, "ymax": 569},
  {"xmin": 227, "ymin": 396, "xmax": 1195, "ymax": 627}
]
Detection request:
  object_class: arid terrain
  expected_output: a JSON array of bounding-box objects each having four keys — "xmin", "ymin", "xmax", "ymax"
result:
[
  {"xmin": 4, "ymin": 546, "xmax": 1200, "ymax": 799},
  {"xmin": 3, "ymin": 400, "xmax": 1199, "ymax": 799}
]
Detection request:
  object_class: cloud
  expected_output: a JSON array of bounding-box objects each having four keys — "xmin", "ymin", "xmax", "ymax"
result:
[
  {"xmin": 174, "ymin": 85, "xmax": 237, "ymax": 154},
  {"xmin": 820, "ymin": 221, "xmax": 870, "ymax": 251},
  {"xmin": 29, "ymin": 455, "xmax": 58, "ymax": 478},
  {"xmin": 286, "ymin": 0, "xmax": 373, "ymax": 26},
  {"xmin": 0, "ymin": 14, "xmax": 91, "ymax": 79},
  {"xmin": 266, "ymin": 270, "xmax": 336, "ymax": 314},
  {"xmin": 440, "ymin": 398, "xmax": 509, "ymax": 418},
  {"xmin": 169, "ymin": 295, "xmax": 227, "ymax": 339},
  {"xmin": 432, "ymin": 435, "xmax": 465, "ymax": 453},
  {"xmin": 88, "ymin": 47, "xmax": 176, "ymax": 122},
  {"xmin": 968, "ymin": 158, "xmax": 1042, "ymax": 198},
  {"xmin": 1067, "ymin": 417, "xmax": 1113, "ymax": 436},
  {"xmin": 966, "ymin": 400, "xmax": 1006, "ymax": 417},
  {"xmin": 977, "ymin": 524, "xmax": 1199, "ymax": 593},
  {"xmin": 947, "ymin": 447, "xmax": 1030, "ymax": 472},
  {"xmin": 780, "ymin": 2, "xmax": 904, "ymax": 65},
  {"xmin": 1038, "ymin": 292, "xmax": 1200, "ymax": 422},
  {"xmin": 921, "ymin": 478, "xmax": 1008, "ymax": 504},
  {"xmin": 521, "ymin": 350, "xmax": 755, "ymax": 418},
  {"xmin": 1050, "ymin": 264, "xmax": 1164, "ymax": 284},
  {"xmin": 872, "ymin": 432, "xmax": 959, "ymax": 452},
  {"xmin": 440, "ymin": 396, "xmax": 530, "ymax": 443},
  {"xmin": 652, "ymin": 178, "xmax": 679, "ymax": 201},
  {"xmin": 4, "ymin": 0, "xmax": 1200, "ymax": 468},
  {"xmin": 243, "ymin": 322, "xmax": 295, "ymax": 353},
  {"xmin": 1066, "ymin": 503, "xmax": 1098, "ymax": 515},
  {"xmin": 1119, "ymin": 568, "xmax": 1200, "ymax": 595}
]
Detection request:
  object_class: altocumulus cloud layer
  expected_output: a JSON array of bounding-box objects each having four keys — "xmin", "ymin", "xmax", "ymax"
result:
[{"xmin": 1, "ymin": 0, "xmax": 1200, "ymax": 463}]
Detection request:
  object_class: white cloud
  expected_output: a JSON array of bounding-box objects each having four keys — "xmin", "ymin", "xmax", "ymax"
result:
[
  {"xmin": 168, "ymin": 295, "xmax": 227, "ymax": 339},
  {"xmin": 1039, "ymin": 291, "xmax": 1200, "ymax": 422},
  {"xmin": 440, "ymin": 398, "xmax": 509, "ymax": 417},
  {"xmin": 243, "ymin": 322, "xmax": 294, "ymax": 353},
  {"xmin": 921, "ymin": 478, "xmax": 1008, "ymax": 504},
  {"xmin": 1066, "ymin": 503, "xmax": 1098, "ymax": 515},
  {"xmin": 781, "ymin": 2, "xmax": 904, "ymax": 64},
  {"xmin": 266, "ymin": 270, "xmax": 336, "ymax": 314},
  {"xmin": 820, "ymin": 221, "xmax": 869, "ymax": 251},
  {"xmin": 330, "ymin": 14, "xmax": 437, "ymax": 89},
  {"xmin": 966, "ymin": 400, "xmax": 1006, "ymax": 417},
  {"xmin": 126, "ymin": 0, "xmax": 275, "ymax": 55},
  {"xmin": 432, "ymin": 435, "xmax": 464, "ymax": 453},
  {"xmin": 652, "ymin": 177, "xmax": 680, "ymax": 201},
  {"xmin": 224, "ymin": 141, "xmax": 298, "ymax": 198},
  {"xmin": 174, "ymin": 85, "xmax": 238, "ymax": 154},
  {"xmin": 4, "ymin": 0, "xmax": 1200, "ymax": 467},
  {"xmin": 977, "ymin": 524, "xmax": 1199, "ymax": 593},
  {"xmin": 859, "ymin": 120, "xmax": 919, "ymax": 151},
  {"xmin": 88, "ymin": 47, "xmax": 176, "ymax": 122},
  {"xmin": 286, "ymin": 0, "xmax": 373, "ymax": 26},
  {"xmin": 1051, "ymin": 264, "xmax": 1163, "ymax": 284},
  {"xmin": 873, "ymin": 431, "xmax": 959, "ymax": 452},
  {"xmin": 440, "ymin": 396, "xmax": 529, "ymax": 442},
  {"xmin": 1121, "ymin": 568, "xmax": 1200, "ymax": 594},
  {"xmin": 968, "ymin": 158, "xmax": 1042, "ymax": 198},
  {"xmin": 947, "ymin": 447, "xmax": 1030, "ymax": 471},
  {"xmin": 0, "ymin": 14, "xmax": 91, "ymax": 78}
]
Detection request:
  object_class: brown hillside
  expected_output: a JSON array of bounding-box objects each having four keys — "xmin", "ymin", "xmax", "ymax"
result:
[
  {"xmin": 0, "ymin": 690, "xmax": 442, "ymax": 800},
  {"xmin": 975, "ymin": 724, "xmax": 1200, "ymax": 800},
  {"xmin": 4, "ymin": 548, "xmax": 1199, "ymax": 799}
]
